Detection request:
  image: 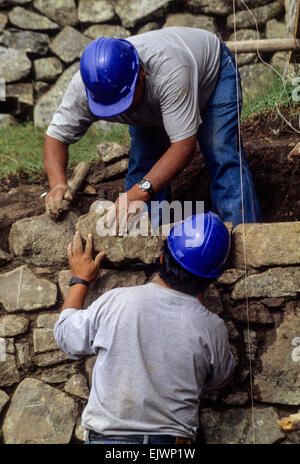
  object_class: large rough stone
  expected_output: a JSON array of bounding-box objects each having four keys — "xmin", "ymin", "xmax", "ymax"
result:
[
  {"xmin": 265, "ymin": 18, "xmax": 286, "ymax": 39},
  {"xmin": 34, "ymin": 61, "xmax": 79, "ymax": 126},
  {"xmin": 226, "ymin": 2, "xmax": 284, "ymax": 29},
  {"xmin": 0, "ymin": 46, "xmax": 31, "ymax": 83},
  {"xmin": 103, "ymin": 159, "xmax": 128, "ymax": 180},
  {"xmin": 0, "ymin": 266, "xmax": 57, "ymax": 312},
  {"xmin": 78, "ymin": 0, "xmax": 115, "ymax": 23},
  {"xmin": 9, "ymin": 211, "xmax": 79, "ymax": 267},
  {"xmin": 254, "ymin": 303, "xmax": 300, "ymax": 405},
  {"xmin": 0, "ymin": 389, "xmax": 9, "ymax": 414},
  {"xmin": 37, "ymin": 313, "xmax": 59, "ymax": 329},
  {"xmin": 0, "ymin": 249, "xmax": 12, "ymax": 267},
  {"xmin": 232, "ymin": 223, "xmax": 300, "ymax": 269},
  {"xmin": 84, "ymin": 24, "xmax": 130, "ymax": 40},
  {"xmin": 0, "ymin": 340, "xmax": 20, "ymax": 387},
  {"xmin": 232, "ymin": 267, "xmax": 300, "ymax": 300},
  {"xmin": 115, "ymin": 0, "xmax": 176, "ymax": 28},
  {"xmin": 34, "ymin": 350, "xmax": 71, "ymax": 367},
  {"xmin": 0, "ymin": 315, "xmax": 29, "ymax": 337},
  {"xmin": 163, "ymin": 13, "xmax": 217, "ymax": 33},
  {"xmin": 240, "ymin": 62, "xmax": 273, "ymax": 99},
  {"xmin": 0, "ymin": 12, "xmax": 8, "ymax": 32},
  {"xmin": 2, "ymin": 378, "xmax": 76, "ymax": 444},
  {"xmin": 201, "ymin": 407, "xmax": 285, "ymax": 444},
  {"xmin": 228, "ymin": 29, "xmax": 260, "ymax": 66},
  {"xmin": 64, "ymin": 374, "xmax": 89, "ymax": 399},
  {"xmin": 271, "ymin": 51, "xmax": 289, "ymax": 71},
  {"xmin": 33, "ymin": 328, "xmax": 58, "ymax": 354},
  {"xmin": 6, "ymin": 83, "xmax": 34, "ymax": 111},
  {"xmin": 33, "ymin": 0, "xmax": 78, "ymax": 27},
  {"xmin": 41, "ymin": 365, "xmax": 76, "ymax": 384},
  {"xmin": 15, "ymin": 341, "xmax": 31, "ymax": 369},
  {"xmin": 8, "ymin": 6, "xmax": 59, "ymax": 30},
  {"xmin": 49, "ymin": 26, "xmax": 91, "ymax": 63},
  {"xmin": 34, "ymin": 81, "xmax": 50, "ymax": 99},
  {"xmin": 0, "ymin": 29, "xmax": 49, "ymax": 55},
  {"xmin": 58, "ymin": 268, "xmax": 147, "ymax": 307},
  {"xmin": 76, "ymin": 211, "xmax": 165, "ymax": 264},
  {"xmin": 75, "ymin": 420, "xmax": 88, "ymax": 442},
  {"xmin": 186, "ymin": 0, "xmax": 232, "ymax": 15},
  {"xmin": 33, "ymin": 57, "xmax": 63, "ymax": 82},
  {"xmin": 217, "ymin": 268, "xmax": 246, "ymax": 285},
  {"xmin": 228, "ymin": 301, "xmax": 273, "ymax": 324},
  {"xmin": 96, "ymin": 142, "xmax": 129, "ymax": 164}
]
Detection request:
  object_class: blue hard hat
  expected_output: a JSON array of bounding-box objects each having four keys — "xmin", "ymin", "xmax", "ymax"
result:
[
  {"xmin": 80, "ymin": 38, "xmax": 140, "ymax": 117},
  {"xmin": 167, "ymin": 212, "xmax": 231, "ymax": 278}
]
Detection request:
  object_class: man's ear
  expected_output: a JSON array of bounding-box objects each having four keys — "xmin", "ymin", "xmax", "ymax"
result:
[
  {"xmin": 139, "ymin": 64, "xmax": 146, "ymax": 80},
  {"xmin": 160, "ymin": 255, "xmax": 163, "ymax": 265}
]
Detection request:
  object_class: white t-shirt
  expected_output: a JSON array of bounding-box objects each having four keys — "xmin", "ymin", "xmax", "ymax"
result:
[{"xmin": 46, "ymin": 27, "xmax": 221, "ymax": 145}]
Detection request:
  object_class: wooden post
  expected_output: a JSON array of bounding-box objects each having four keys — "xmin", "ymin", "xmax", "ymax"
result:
[{"xmin": 226, "ymin": 38, "xmax": 300, "ymax": 53}]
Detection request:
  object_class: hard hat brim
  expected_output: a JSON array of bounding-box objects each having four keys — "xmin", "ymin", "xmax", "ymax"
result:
[{"xmin": 86, "ymin": 81, "xmax": 136, "ymax": 118}]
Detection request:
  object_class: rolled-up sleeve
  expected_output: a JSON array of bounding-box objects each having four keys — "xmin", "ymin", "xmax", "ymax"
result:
[
  {"xmin": 54, "ymin": 306, "xmax": 98, "ymax": 360},
  {"xmin": 46, "ymin": 71, "xmax": 95, "ymax": 145}
]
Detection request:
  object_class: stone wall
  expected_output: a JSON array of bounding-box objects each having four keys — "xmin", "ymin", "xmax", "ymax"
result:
[
  {"xmin": 0, "ymin": 0, "xmax": 291, "ymax": 126},
  {"xmin": 0, "ymin": 195, "xmax": 299, "ymax": 443}
]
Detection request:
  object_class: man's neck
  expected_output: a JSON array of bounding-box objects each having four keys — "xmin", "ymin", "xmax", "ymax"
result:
[{"xmin": 154, "ymin": 278, "xmax": 206, "ymax": 306}]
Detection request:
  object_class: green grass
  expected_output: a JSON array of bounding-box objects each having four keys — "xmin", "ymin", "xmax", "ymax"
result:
[
  {"xmin": 0, "ymin": 74, "xmax": 298, "ymax": 178},
  {"xmin": 0, "ymin": 123, "xmax": 130, "ymax": 178},
  {"xmin": 241, "ymin": 75, "xmax": 297, "ymax": 120}
]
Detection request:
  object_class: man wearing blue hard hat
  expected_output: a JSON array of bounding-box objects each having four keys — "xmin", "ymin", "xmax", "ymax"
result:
[
  {"xmin": 54, "ymin": 212, "xmax": 235, "ymax": 444},
  {"xmin": 44, "ymin": 27, "xmax": 261, "ymax": 226}
]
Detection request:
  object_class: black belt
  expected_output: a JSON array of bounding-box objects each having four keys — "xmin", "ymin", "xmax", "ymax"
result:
[{"xmin": 88, "ymin": 431, "xmax": 192, "ymax": 444}]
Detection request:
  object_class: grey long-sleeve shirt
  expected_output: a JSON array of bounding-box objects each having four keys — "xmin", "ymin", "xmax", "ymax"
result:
[{"xmin": 54, "ymin": 283, "xmax": 235, "ymax": 441}]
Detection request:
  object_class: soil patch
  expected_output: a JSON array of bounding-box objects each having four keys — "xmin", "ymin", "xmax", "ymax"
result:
[{"xmin": 0, "ymin": 106, "xmax": 299, "ymax": 252}]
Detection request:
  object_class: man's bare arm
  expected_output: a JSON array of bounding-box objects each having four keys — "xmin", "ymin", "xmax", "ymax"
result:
[
  {"xmin": 43, "ymin": 134, "xmax": 69, "ymax": 188},
  {"xmin": 143, "ymin": 134, "xmax": 197, "ymax": 193},
  {"xmin": 43, "ymin": 135, "xmax": 69, "ymax": 219}
]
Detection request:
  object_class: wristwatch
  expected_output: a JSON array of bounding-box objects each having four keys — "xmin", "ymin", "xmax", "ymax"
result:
[
  {"xmin": 138, "ymin": 179, "xmax": 155, "ymax": 199},
  {"xmin": 69, "ymin": 276, "xmax": 89, "ymax": 287}
]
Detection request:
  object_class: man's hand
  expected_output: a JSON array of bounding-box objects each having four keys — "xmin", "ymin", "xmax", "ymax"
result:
[
  {"xmin": 68, "ymin": 231, "xmax": 105, "ymax": 283},
  {"xmin": 45, "ymin": 183, "xmax": 69, "ymax": 220},
  {"xmin": 105, "ymin": 184, "xmax": 149, "ymax": 235}
]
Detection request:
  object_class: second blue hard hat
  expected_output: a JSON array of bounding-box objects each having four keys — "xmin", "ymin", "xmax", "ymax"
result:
[
  {"xmin": 167, "ymin": 212, "xmax": 231, "ymax": 278},
  {"xmin": 80, "ymin": 38, "xmax": 140, "ymax": 117}
]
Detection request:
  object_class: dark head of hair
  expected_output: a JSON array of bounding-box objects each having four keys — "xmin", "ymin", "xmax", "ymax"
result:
[{"xmin": 159, "ymin": 240, "xmax": 215, "ymax": 296}]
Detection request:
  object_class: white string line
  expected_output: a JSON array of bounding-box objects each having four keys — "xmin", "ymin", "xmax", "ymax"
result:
[
  {"xmin": 240, "ymin": 0, "xmax": 300, "ymax": 135},
  {"xmin": 232, "ymin": 0, "xmax": 256, "ymax": 445}
]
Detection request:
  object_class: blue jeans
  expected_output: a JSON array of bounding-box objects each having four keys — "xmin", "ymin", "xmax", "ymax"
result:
[{"xmin": 125, "ymin": 42, "xmax": 261, "ymax": 227}]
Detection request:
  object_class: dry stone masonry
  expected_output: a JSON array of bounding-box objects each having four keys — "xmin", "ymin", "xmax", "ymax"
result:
[
  {"xmin": 0, "ymin": 0, "xmax": 292, "ymax": 125},
  {"xmin": 0, "ymin": 178, "xmax": 299, "ymax": 443},
  {"xmin": 0, "ymin": 0, "xmax": 299, "ymax": 445}
]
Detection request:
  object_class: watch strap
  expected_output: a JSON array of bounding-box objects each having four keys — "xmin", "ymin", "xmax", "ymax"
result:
[
  {"xmin": 139, "ymin": 179, "xmax": 155, "ymax": 198},
  {"xmin": 69, "ymin": 276, "xmax": 89, "ymax": 287}
]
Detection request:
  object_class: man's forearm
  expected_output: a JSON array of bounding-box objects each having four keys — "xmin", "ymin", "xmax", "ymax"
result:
[
  {"xmin": 43, "ymin": 134, "xmax": 69, "ymax": 188},
  {"xmin": 144, "ymin": 134, "xmax": 197, "ymax": 193},
  {"xmin": 61, "ymin": 284, "xmax": 88, "ymax": 311}
]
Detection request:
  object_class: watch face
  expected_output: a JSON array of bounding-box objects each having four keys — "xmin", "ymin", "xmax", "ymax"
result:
[{"xmin": 142, "ymin": 180, "xmax": 151, "ymax": 189}]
